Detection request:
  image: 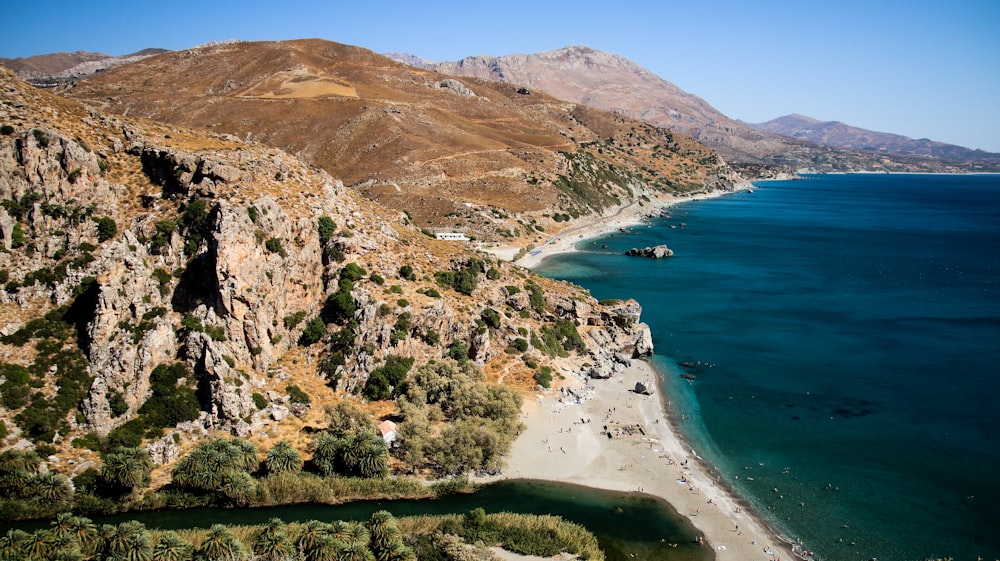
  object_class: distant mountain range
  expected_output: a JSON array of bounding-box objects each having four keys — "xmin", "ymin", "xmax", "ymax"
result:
[
  {"xmin": 0, "ymin": 48, "xmax": 168, "ymax": 87},
  {"xmin": 747, "ymin": 113, "xmax": 999, "ymax": 165}
]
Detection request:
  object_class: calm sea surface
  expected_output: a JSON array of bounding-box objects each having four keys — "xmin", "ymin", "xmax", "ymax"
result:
[{"xmin": 536, "ymin": 174, "xmax": 1000, "ymax": 561}]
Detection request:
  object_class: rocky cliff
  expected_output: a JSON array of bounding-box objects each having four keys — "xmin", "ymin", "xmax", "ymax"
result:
[{"xmin": 0, "ymin": 67, "xmax": 652, "ymax": 472}]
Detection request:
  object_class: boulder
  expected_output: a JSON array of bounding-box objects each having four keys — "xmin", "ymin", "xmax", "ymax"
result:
[{"xmin": 625, "ymin": 245, "xmax": 674, "ymax": 258}]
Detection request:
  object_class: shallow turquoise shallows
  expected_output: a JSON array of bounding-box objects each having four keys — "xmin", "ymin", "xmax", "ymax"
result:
[{"xmin": 537, "ymin": 174, "xmax": 1000, "ymax": 561}]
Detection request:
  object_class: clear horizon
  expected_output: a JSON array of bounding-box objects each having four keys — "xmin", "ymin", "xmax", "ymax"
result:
[{"xmin": 2, "ymin": 0, "xmax": 998, "ymax": 153}]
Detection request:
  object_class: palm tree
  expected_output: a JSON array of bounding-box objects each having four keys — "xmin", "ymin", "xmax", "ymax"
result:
[
  {"xmin": 252, "ymin": 518, "xmax": 294, "ymax": 561},
  {"xmin": 230, "ymin": 438, "xmax": 260, "ymax": 473},
  {"xmin": 342, "ymin": 523, "xmax": 370, "ymax": 552},
  {"xmin": 197, "ymin": 524, "xmax": 246, "ymax": 561},
  {"xmin": 365, "ymin": 511, "xmax": 398, "ymax": 554},
  {"xmin": 302, "ymin": 533, "xmax": 339, "ymax": 561},
  {"xmin": 308, "ymin": 432, "xmax": 341, "ymax": 476},
  {"xmin": 337, "ymin": 539, "xmax": 374, "ymax": 561},
  {"xmin": 219, "ymin": 469, "xmax": 257, "ymax": 506},
  {"xmin": 349, "ymin": 429, "xmax": 388, "ymax": 479},
  {"xmin": 378, "ymin": 542, "xmax": 416, "ymax": 561},
  {"xmin": 0, "ymin": 449, "xmax": 41, "ymax": 474},
  {"xmin": 49, "ymin": 513, "xmax": 97, "ymax": 556},
  {"xmin": 264, "ymin": 441, "xmax": 303, "ymax": 475},
  {"xmin": 0, "ymin": 529, "xmax": 31, "ymax": 560},
  {"xmin": 151, "ymin": 531, "xmax": 194, "ymax": 561},
  {"xmin": 104, "ymin": 447, "xmax": 153, "ymax": 489},
  {"xmin": 22, "ymin": 529, "xmax": 55, "ymax": 561},
  {"xmin": 295, "ymin": 520, "xmax": 331, "ymax": 554},
  {"xmin": 27, "ymin": 471, "xmax": 73, "ymax": 502},
  {"xmin": 45, "ymin": 532, "xmax": 84, "ymax": 561},
  {"xmin": 101, "ymin": 447, "xmax": 154, "ymax": 492},
  {"xmin": 100, "ymin": 520, "xmax": 153, "ymax": 561}
]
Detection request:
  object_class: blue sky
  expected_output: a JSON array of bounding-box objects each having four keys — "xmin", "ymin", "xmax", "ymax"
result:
[{"xmin": 3, "ymin": 0, "xmax": 998, "ymax": 152}]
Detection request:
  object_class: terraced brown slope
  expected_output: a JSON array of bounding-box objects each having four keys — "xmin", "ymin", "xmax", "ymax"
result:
[{"xmin": 62, "ymin": 39, "xmax": 737, "ymax": 239}]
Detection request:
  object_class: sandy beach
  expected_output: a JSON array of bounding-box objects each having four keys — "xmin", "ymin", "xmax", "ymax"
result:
[
  {"xmin": 503, "ymin": 190, "xmax": 740, "ymax": 270},
  {"xmin": 480, "ymin": 186, "xmax": 802, "ymax": 560},
  {"xmin": 487, "ymin": 361, "xmax": 799, "ymax": 561}
]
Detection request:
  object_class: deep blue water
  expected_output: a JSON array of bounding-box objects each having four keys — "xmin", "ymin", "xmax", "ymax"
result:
[{"xmin": 536, "ymin": 174, "xmax": 1000, "ymax": 561}]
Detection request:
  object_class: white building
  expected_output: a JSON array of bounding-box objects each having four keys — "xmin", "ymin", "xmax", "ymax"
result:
[{"xmin": 435, "ymin": 232, "xmax": 470, "ymax": 241}]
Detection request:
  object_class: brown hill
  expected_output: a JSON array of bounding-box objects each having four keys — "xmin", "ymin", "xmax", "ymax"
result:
[
  {"xmin": 60, "ymin": 39, "xmax": 743, "ymax": 244},
  {"xmin": 422, "ymin": 46, "xmax": 998, "ymax": 174}
]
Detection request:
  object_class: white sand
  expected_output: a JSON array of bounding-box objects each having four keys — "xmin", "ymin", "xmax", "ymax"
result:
[
  {"xmin": 482, "ymin": 362, "xmax": 800, "ymax": 561},
  {"xmin": 479, "ymin": 186, "xmax": 803, "ymax": 560},
  {"xmin": 489, "ymin": 189, "xmax": 739, "ymax": 270}
]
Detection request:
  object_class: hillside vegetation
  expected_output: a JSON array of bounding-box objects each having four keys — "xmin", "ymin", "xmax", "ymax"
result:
[{"xmin": 0, "ymin": 63, "xmax": 655, "ymax": 524}]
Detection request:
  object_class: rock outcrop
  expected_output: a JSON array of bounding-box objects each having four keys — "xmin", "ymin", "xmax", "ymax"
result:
[{"xmin": 625, "ymin": 245, "xmax": 674, "ymax": 258}]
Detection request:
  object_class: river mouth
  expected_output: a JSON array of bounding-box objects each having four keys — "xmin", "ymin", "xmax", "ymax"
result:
[{"xmin": 13, "ymin": 479, "xmax": 710, "ymax": 561}]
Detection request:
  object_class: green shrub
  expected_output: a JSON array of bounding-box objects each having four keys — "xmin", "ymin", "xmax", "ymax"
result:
[
  {"xmin": 286, "ymin": 384, "xmax": 311, "ymax": 405},
  {"xmin": 527, "ymin": 283, "xmax": 545, "ymax": 312},
  {"xmin": 510, "ymin": 337, "xmax": 529, "ymax": 353},
  {"xmin": 447, "ymin": 340, "xmax": 469, "ymax": 364},
  {"xmin": 480, "ymin": 308, "xmax": 501, "ymax": 329},
  {"xmin": 252, "ymin": 393, "xmax": 267, "ymax": 410},
  {"xmin": 0, "ymin": 125, "xmax": 14, "ymax": 135},
  {"xmin": 10, "ymin": 222, "xmax": 25, "ymax": 249},
  {"xmin": 298, "ymin": 317, "xmax": 326, "ymax": 346},
  {"xmin": 32, "ymin": 129, "xmax": 49, "ymax": 148},
  {"xmin": 108, "ymin": 391, "xmax": 128, "ymax": 417},
  {"xmin": 399, "ymin": 265, "xmax": 416, "ymax": 281},
  {"xmin": 423, "ymin": 329, "xmax": 441, "ymax": 346},
  {"xmin": 264, "ymin": 237, "xmax": 286, "ymax": 256},
  {"xmin": 323, "ymin": 279, "xmax": 356, "ymax": 324},
  {"xmin": 283, "ymin": 311, "xmax": 307, "ymax": 330},
  {"xmin": 339, "ymin": 263, "xmax": 366, "ymax": 282},
  {"xmin": 363, "ymin": 355, "xmax": 415, "ymax": 401},
  {"xmin": 534, "ymin": 366, "xmax": 554, "ymax": 388},
  {"xmin": 317, "ymin": 216, "xmax": 336, "ymax": 245},
  {"xmin": 96, "ymin": 216, "xmax": 117, "ymax": 242}
]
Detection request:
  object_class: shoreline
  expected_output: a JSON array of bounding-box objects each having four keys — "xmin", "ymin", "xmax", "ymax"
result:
[
  {"xmin": 480, "ymin": 185, "xmax": 804, "ymax": 560},
  {"xmin": 479, "ymin": 359, "xmax": 800, "ymax": 561},
  {"xmin": 510, "ymin": 188, "xmax": 743, "ymax": 270}
]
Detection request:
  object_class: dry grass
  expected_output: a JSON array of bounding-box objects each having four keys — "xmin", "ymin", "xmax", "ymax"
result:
[{"xmin": 61, "ymin": 38, "xmax": 730, "ymax": 248}]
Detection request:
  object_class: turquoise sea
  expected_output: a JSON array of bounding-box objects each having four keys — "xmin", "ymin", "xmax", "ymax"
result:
[{"xmin": 536, "ymin": 174, "xmax": 1000, "ymax": 561}]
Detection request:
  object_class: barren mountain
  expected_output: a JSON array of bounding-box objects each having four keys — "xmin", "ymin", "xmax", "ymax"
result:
[
  {"xmin": 59, "ymin": 39, "xmax": 744, "ymax": 245},
  {"xmin": 419, "ymin": 46, "xmax": 999, "ymax": 174},
  {"xmin": 425, "ymin": 46, "xmax": 784, "ymax": 158},
  {"xmin": 0, "ymin": 65, "xmax": 653, "ymax": 483},
  {"xmin": 0, "ymin": 49, "xmax": 169, "ymax": 88},
  {"xmin": 750, "ymin": 113, "xmax": 1000, "ymax": 165}
]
